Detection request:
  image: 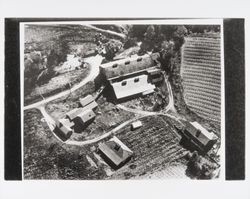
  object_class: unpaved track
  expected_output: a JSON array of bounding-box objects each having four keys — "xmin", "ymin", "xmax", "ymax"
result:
[
  {"xmin": 24, "ymin": 55, "xmax": 103, "ymax": 111},
  {"xmin": 37, "ymin": 76, "xmax": 181, "ymax": 146},
  {"xmin": 25, "ymin": 54, "xmax": 180, "ymax": 147},
  {"xmin": 84, "ymin": 25, "xmax": 126, "ymax": 40}
]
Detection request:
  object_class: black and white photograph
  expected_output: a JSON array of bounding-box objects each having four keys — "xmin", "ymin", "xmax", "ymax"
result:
[
  {"xmin": 20, "ymin": 20, "xmax": 223, "ymax": 180},
  {"xmin": 1, "ymin": 0, "xmax": 249, "ymax": 197}
]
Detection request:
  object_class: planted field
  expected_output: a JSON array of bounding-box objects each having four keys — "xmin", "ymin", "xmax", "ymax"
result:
[
  {"xmin": 108, "ymin": 116, "xmax": 189, "ymax": 179},
  {"xmin": 23, "ymin": 108, "xmax": 107, "ymax": 179},
  {"xmin": 181, "ymin": 35, "xmax": 221, "ymax": 125}
]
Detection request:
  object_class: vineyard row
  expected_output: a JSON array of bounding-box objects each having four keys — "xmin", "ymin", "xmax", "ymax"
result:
[{"xmin": 185, "ymin": 92, "xmax": 221, "ymax": 109}]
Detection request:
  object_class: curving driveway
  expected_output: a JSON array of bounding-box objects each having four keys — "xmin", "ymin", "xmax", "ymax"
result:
[
  {"xmin": 24, "ymin": 55, "xmax": 103, "ymax": 111},
  {"xmin": 84, "ymin": 25, "xmax": 126, "ymax": 40}
]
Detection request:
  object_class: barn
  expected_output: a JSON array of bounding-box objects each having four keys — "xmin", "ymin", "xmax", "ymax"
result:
[
  {"xmin": 110, "ymin": 74, "xmax": 155, "ymax": 100},
  {"xmin": 100, "ymin": 53, "xmax": 160, "ymax": 80},
  {"xmin": 98, "ymin": 136, "xmax": 133, "ymax": 169}
]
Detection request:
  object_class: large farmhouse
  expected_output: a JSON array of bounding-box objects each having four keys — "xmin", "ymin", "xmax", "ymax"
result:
[
  {"xmin": 182, "ymin": 121, "xmax": 218, "ymax": 153},
  {"xmin": 100, "ymin": 53, "xmax": 163, "ymax": 100},
  {"xmin": 100, "ymin": 53, "xmax": 160, "ymax": 80}
]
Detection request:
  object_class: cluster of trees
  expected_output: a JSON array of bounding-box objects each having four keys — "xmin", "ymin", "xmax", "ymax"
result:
[
  {"xmin": 102, "ymin": 39, "xmax": 123, "ymax": 61},
  {"xmin": 122, "ymin": 25, "xmax": 188, "ymax": 73},
  {"xmin": 123, "ymin": 24, "xmax": 220, "ymax": 72},
  {"xmin": 185, "ymin": 151, "xmax": 218, "ymax": 179},
  {"xmin": 24, "ymin": 38, "xmax": 70, "ymax": 94}
]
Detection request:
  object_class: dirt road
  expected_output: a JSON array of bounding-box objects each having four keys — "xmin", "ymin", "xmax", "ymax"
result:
[
  {"xmin": 85, "ymin": 24, "xmax": 126, "ymax": 40},
  {"xmin": 24, "ymin": 55, "xmax": 103, "ymax": 110}
]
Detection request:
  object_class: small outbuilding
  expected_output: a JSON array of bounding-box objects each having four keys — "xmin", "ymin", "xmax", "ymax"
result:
[
  {"xmin": 56, "ymin": 118, "xmax": 74, "ymax": 128},
  {"xmin": 131, "ymin": 121, "xmax": 142, "ymax": 130},
  {"xmin": 81, "ymin": 101, "xmax": 98, "ymax": 112},
  {"xmin": 54, "ymin": 125, "xmax": 73, "ymax": 141},
  {"xmin": 79, "ymin": 95, "xmax": 95, "ymax": 107},
  {"xmin": 98, "ymin": 136, "xmax": 133, "ymax": 169},
  {"xmin": 74, "ymin": 109, "xmax": 96, "ymax": 128}
]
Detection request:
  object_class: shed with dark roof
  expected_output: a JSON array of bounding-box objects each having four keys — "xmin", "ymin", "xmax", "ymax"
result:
[{"xmin": 54, "ymin": 125, "xmax": 73, "ymax": 141}]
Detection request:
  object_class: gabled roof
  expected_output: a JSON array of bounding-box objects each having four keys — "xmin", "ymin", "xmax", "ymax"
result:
[
  {"xmin": 65, "ymin": 101, "xmax": 98, "ymax": 121},
  {"xmin": 54, "ymin": 125, "xmax": 73, "ymax": 140},
  {"xmin": 100, "ymin": 53, "xmax": 153, "ymax": 69},
  {"xmin": 100, "ymin": 53, "xmax": 160, "ymax": 80},
  {"xmin": 60, "ymin": 125, "xmax": 73, "ymax": 136},
  {"xmin": 56, "ymin": 118, "xmax": 74, "ymax": 128},
  {"xmin": 66, "ymin": 108, "xmax": 83, "ymax": 121},
  {"xmin": 76, "ymin": 109, "xmax": 96, "ymax": 124},
  {"xmin": 99, "ymin": 136, "xmax": 133, "ymax": 166},
  {"xmin": 185, "ymin": 121, "xmax": 217, "ymax": 146},
  {"xmin": 111, "ymin": 74, "xmax": 155, "ymax": 99},
  {"xmin": 79, "ymin": 95, "xmax": 95, "ymax": 107}
]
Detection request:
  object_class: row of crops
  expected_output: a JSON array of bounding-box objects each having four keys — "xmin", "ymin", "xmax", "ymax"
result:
[
  {"xmin": 109, "ymin": 116, "xmax": 188, "ymax": 179},
  {"xmin": 181, "ymin": 35, "xmax": 221, "ymax": 125}
]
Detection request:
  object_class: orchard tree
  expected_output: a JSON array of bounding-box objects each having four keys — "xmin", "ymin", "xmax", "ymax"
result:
[
  {"xmin": 103, "ymin": 39, "xmax": 123, "ymax": 61},
  {"xmin": 173, "ymin": 25, "xmax": 188, "ymax": 50}
]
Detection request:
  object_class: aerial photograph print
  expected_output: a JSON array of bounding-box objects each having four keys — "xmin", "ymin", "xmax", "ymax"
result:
[{"xmin": 21, "ymin": 20, "xmax": 222, "ymax": 180}]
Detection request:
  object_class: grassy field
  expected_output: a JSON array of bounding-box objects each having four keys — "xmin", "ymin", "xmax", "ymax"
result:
[
  {"xmin": 24, "ymin": 24, "xmax": 124, "ymax": 106},
  {"xmin": 24, "ymin": 66, "xmax": 90, "ymax": 106}
]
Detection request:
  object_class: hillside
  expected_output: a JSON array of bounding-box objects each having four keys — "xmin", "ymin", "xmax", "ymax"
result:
[
  {"xmin": 181, "ymin": 34, "xmax": 221, "ymax": 125},
  {"xmin": 24, "ymin": 24, "xmax": 124, "ymax": 105}
]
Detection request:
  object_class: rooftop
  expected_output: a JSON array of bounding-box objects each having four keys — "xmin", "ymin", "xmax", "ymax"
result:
[
  {"xmin": 111, "ymin": 74, "xmax": 155, "ymax": 100},
  {"xmin": 185, "ymin": 121, "xmax": 218, "ymax": 146},
  {"xmin": 99, "ymin": 136, "xmax": 133, "ymax": 167}
]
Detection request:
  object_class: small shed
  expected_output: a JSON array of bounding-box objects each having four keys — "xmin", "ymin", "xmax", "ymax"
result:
[
  {"xmin": 79, "ymin": 95, "xmax": 95, "ymax": 107},
  {"xmin": 54, "ymin": 125, "xmax": 73, "ymax": 141},
  {"xmin": 74, "ymin": 109, "xmax": 96, "ymax": 127},
  {"xmin": 131, "ymin": 121, "xmax": 142, "ymax": 130},
  {"xmin": 98, "ymin": 136, "xmax": 133, "ymax": 169}
]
